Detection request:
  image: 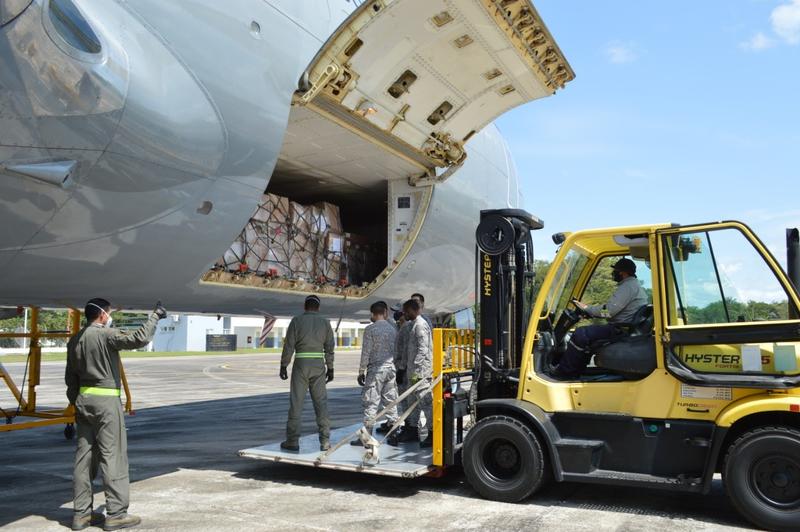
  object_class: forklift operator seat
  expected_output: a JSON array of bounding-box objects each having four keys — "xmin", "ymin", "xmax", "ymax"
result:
[
  {"xmin": 615, "ymin": 304, "xmax": 654, "ymax": 337},
  {"xmin": 593, "ymin": 305, "xmax": 657, "ymax": 378}
]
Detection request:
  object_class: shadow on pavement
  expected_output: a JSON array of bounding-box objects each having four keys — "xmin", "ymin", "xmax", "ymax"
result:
[
  {"xmin": 0, "ymin": 386, "xmax": 750, "ymax": 529},
  {"xmin": 0, "ymin": 388, "xmax": 361, "ymax": 527}
]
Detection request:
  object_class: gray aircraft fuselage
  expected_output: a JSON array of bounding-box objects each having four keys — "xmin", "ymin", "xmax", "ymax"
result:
[{"xmin": 0, "ymin": 0, "xmax": 532, "ymax": 317}]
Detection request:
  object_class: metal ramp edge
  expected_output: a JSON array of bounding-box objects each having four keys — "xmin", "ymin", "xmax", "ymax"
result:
[{"xmin": 239, "ymin": 423, "xmax": 434, "ymax": 479}]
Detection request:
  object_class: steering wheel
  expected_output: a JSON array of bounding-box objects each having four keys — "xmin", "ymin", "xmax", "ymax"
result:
[
  {"xmin": 561, "ymin": 306, "xmax": 581, "ymax": 324},
  {"xmin": 569, "ymin": 298, "xmax": 592, "ymax": 319}
]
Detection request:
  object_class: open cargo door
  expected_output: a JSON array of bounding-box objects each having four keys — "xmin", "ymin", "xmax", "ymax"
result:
[
  {"xmin": 204, "ymin": 0, "xmax": 574, "ymax": 300},
  {"xmin": 292, "ymin": 0, "xmax": 574, "ymax": 185}
]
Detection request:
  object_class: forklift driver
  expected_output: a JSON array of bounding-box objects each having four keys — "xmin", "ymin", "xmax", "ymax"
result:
[{"xmin": 552, "ymin": 258, "xmax": 648, "ymax": 380}]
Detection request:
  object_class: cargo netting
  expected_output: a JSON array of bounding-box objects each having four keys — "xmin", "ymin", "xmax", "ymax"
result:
[{"xmin": 216, "ymin": 193, "xmax": 346, "ymax": 284}]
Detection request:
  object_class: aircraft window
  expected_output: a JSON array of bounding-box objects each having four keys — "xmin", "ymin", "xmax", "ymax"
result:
[{"xmin": 48, "ymin": 0, "xmax": 101, "ymax": 54}]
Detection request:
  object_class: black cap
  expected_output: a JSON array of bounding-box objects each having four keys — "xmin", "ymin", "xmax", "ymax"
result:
[
  {"xmin": 305, "ymin": 295, "xmax": 321, "ymax": 305},
  {"xmin": 612, "ymin": 258, "xmax": 636, "ymax": 275}
]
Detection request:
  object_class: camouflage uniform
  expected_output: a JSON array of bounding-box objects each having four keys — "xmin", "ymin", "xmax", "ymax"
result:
[
  {"xmin": 408, "ymin": 315, "xmax": 433, "ymax": 436},
  {"xmin": 359, "ymin": 320, "xmax": 398, "ymax": 431},
  {"xmin": 393, "ymin": 320, "xmax": 413, "ymax": 421}
]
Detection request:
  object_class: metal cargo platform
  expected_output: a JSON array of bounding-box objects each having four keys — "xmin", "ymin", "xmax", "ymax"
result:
[{"xmin": 239, "ymin": 423, "xmax": 434, "ymax": 478}]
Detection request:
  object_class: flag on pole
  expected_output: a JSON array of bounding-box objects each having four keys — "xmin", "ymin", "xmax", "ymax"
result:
[{"xmin": 259, "ymin": 313, "xmax": 276, "ymax": 347}]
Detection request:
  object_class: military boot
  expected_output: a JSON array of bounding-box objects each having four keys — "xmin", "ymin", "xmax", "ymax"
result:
[
  {"xmin": 375, "ymin": 421, "xmax": 395, "ymax": 434},
  {"xmin": 71, "ymin": 512, "xmax": 104, "ymax": 531},
  {"xmin": 280, "ymin": 440, "xmax": 299, "ymax": 452},
  {"xmin": 391, "ymin": 426, "xmax": 418, "ymax": 445},
  {"xmin": 419, "ymin": 432, "xmax": 433, "ymax": 448},
  {"xmin": 103, "ymin": 513, "xmax": 141, "ymax": 531}
]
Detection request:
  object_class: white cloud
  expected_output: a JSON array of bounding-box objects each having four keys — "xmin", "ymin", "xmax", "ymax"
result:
[
  {"xmin": 720, "ymin": 262, "xmax": 743, "ymax": 275},
  {"xmin": 736, "ymin": 288, "xmax": 789, "ymax": 303},
  {"xmin": 771, "ymin": 0, "xmax": 800, "ymax": 44},
  {"xmin": 739, "ymin": 31, "xmax": 776, "ymax": 51},
  {"xmin": 702, "ymin": 282, "xmax": 721, "ymax": 296},
  {"xmin": 739, "ymin": 0, "xmax": 800, "ymax": 51},
  {"xmin": 604, "ymin": 41, "xmax": 639, "ymax": 64}
]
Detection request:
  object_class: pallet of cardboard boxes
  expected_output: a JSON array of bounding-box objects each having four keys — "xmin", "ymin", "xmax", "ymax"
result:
[{"xmin": 211, "ymin": 193, "xmax": 380, "ymax": 295}]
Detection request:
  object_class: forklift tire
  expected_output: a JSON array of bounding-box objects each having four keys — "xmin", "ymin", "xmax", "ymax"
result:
[
  {"xmin": 463, "ymin": 415, "xmax": 547, "ymax": 503},
  {"xmin": 723, "ymin": 425, "xmax": 800, "ymax": 531}
]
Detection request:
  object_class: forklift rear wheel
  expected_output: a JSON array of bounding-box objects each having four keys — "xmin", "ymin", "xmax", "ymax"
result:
[
  {"xmin": 723, "ymin": 425, "xmax": 800, "ymax": 530},
  {"xmin": 463, "ymin": 415, "xmax": 547, "ymax": 502}
]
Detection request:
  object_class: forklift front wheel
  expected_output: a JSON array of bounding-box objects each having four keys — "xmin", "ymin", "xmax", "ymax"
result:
[
  {"xmin": 723, "ymin": 425, "xmax": 800, "ymax": 530},
  {"xmin": 463, "ymin": 415, "xmax": 547, "ymax": 503}
]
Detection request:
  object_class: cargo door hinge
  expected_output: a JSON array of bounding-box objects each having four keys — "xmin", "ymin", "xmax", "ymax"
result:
[
  {"xmin": 297, "ymin": 62, "xmax": 341, "ymax": 105},
  {"xmin": 409, "ymin": 132, "xmax": 467, "ymax": 187},
  {"xmin": 409, "ymin": 161, "xmax": 464, "ymax": 187}
]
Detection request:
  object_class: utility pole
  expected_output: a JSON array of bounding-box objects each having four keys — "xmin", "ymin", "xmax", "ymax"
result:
[
  {"xmin": 22, "ymin": 308, "xmax": 28, "ymax": 351},
  {"xmin": 788, "ymin": 228, "xmax": 799, "ymax": 319}
]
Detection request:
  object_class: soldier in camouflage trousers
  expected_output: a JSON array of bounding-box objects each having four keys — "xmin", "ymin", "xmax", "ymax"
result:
[
  {"xmin": 393, "ymin": 315, "xmax": 413, "ymax": 432},
  {"xmin": 390, "ymin": 298, "xmax": 433, "ymax": 447},
  {"xmin": 353, "ymin": 302, "xmax": 399, "ymax": 442}
]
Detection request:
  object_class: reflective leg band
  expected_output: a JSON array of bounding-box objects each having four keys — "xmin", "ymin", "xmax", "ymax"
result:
[{"xmin": 79, "ymin": 386, "xmax": 121, "ymax": 396}]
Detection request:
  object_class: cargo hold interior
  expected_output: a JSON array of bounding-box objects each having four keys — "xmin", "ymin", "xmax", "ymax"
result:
[{"xmin": 202, "ymin": 105, "xmax": 433, "ymax": 299}]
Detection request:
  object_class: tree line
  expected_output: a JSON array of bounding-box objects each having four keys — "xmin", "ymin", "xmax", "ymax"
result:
[
  {"xmin": 0, "ymin": 310, "xmax": 71, "ymax": 348},
  {"xmin": 532, "ymin": 258, "xmax": 788, "ymax": 324}
]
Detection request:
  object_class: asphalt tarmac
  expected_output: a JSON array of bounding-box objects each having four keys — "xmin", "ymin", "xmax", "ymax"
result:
[{"xmin": 0, "ymin": 352, "xmax": 753, "ymax": 531}]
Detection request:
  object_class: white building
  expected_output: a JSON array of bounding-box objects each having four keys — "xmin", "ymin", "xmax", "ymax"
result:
[
  {"xmin": 151, "ymin": 314, "xmax": 368, "ymax": 352},
  {"xmin": 151, "ymin": 314, "xmax": 224, "ymax": 352}
]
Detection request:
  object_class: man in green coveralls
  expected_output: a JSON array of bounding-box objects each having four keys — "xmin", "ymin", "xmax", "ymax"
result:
[
  {"xmin": 280, "ymin": 295, "xmax": 335, "ymax": 451},
  {"xmin": 65, "ymin": 298, "xmax": 166, "ymax": 531}
]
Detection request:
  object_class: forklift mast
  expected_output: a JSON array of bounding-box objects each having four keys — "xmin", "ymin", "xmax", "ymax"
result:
[{"xmin": 475, "ymin": 209, "xmax": 543, "ymax": 400}]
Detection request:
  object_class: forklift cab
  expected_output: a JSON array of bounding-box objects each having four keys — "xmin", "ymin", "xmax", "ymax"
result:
[
  {"xmin": 524, "ymin": 220, "xmax": 800, "ymax": 389},
  {"xmin": 534, "ymin": 231, "xmax": 659, "ymax": 382}
]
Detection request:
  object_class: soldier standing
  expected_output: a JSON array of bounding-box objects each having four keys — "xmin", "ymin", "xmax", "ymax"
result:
[
  {"xmin": 352, "ymin": 301, "xmax": 398, "ymax": 444},
  {"xmin": 389, "ymin": 298, "xmax": 433, "ymax": 446},
  {"xmin": 391, "ymin": 308, "xmax": 414, "ymax": 440},
  {"xmin": 279, "ymin": 295, "xmax": 335, "ymax": 451},
  {"xmin": 65, "ymin": 298, "xmax": 165, "ymax": 531},
  {"xmin": 407, "ymin": 298, "xmax": 434, "ymax": 447}
]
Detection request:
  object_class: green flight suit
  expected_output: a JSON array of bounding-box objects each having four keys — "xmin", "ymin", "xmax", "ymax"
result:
[
  {"xmin": 65, "ymin": 313, "xmax": 159, "ymax": 518},
  {"xmin": 281, "ymin": 311, "xmax": 335, "ymax": 445}
]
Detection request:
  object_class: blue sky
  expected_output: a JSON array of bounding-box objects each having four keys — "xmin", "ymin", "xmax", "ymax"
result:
[{"xmin": 496, "ymin": 0, "xmax": 800, "ymax": 275}]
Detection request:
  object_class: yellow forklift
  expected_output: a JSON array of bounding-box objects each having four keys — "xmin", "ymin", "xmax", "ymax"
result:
[
  {"xmin": 465, "ymin": 211, "xmax": 800, "ymax": 531},
  {"xmin": 242, "ymin": 211, "xmax": 800, "ymax": 530}
]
